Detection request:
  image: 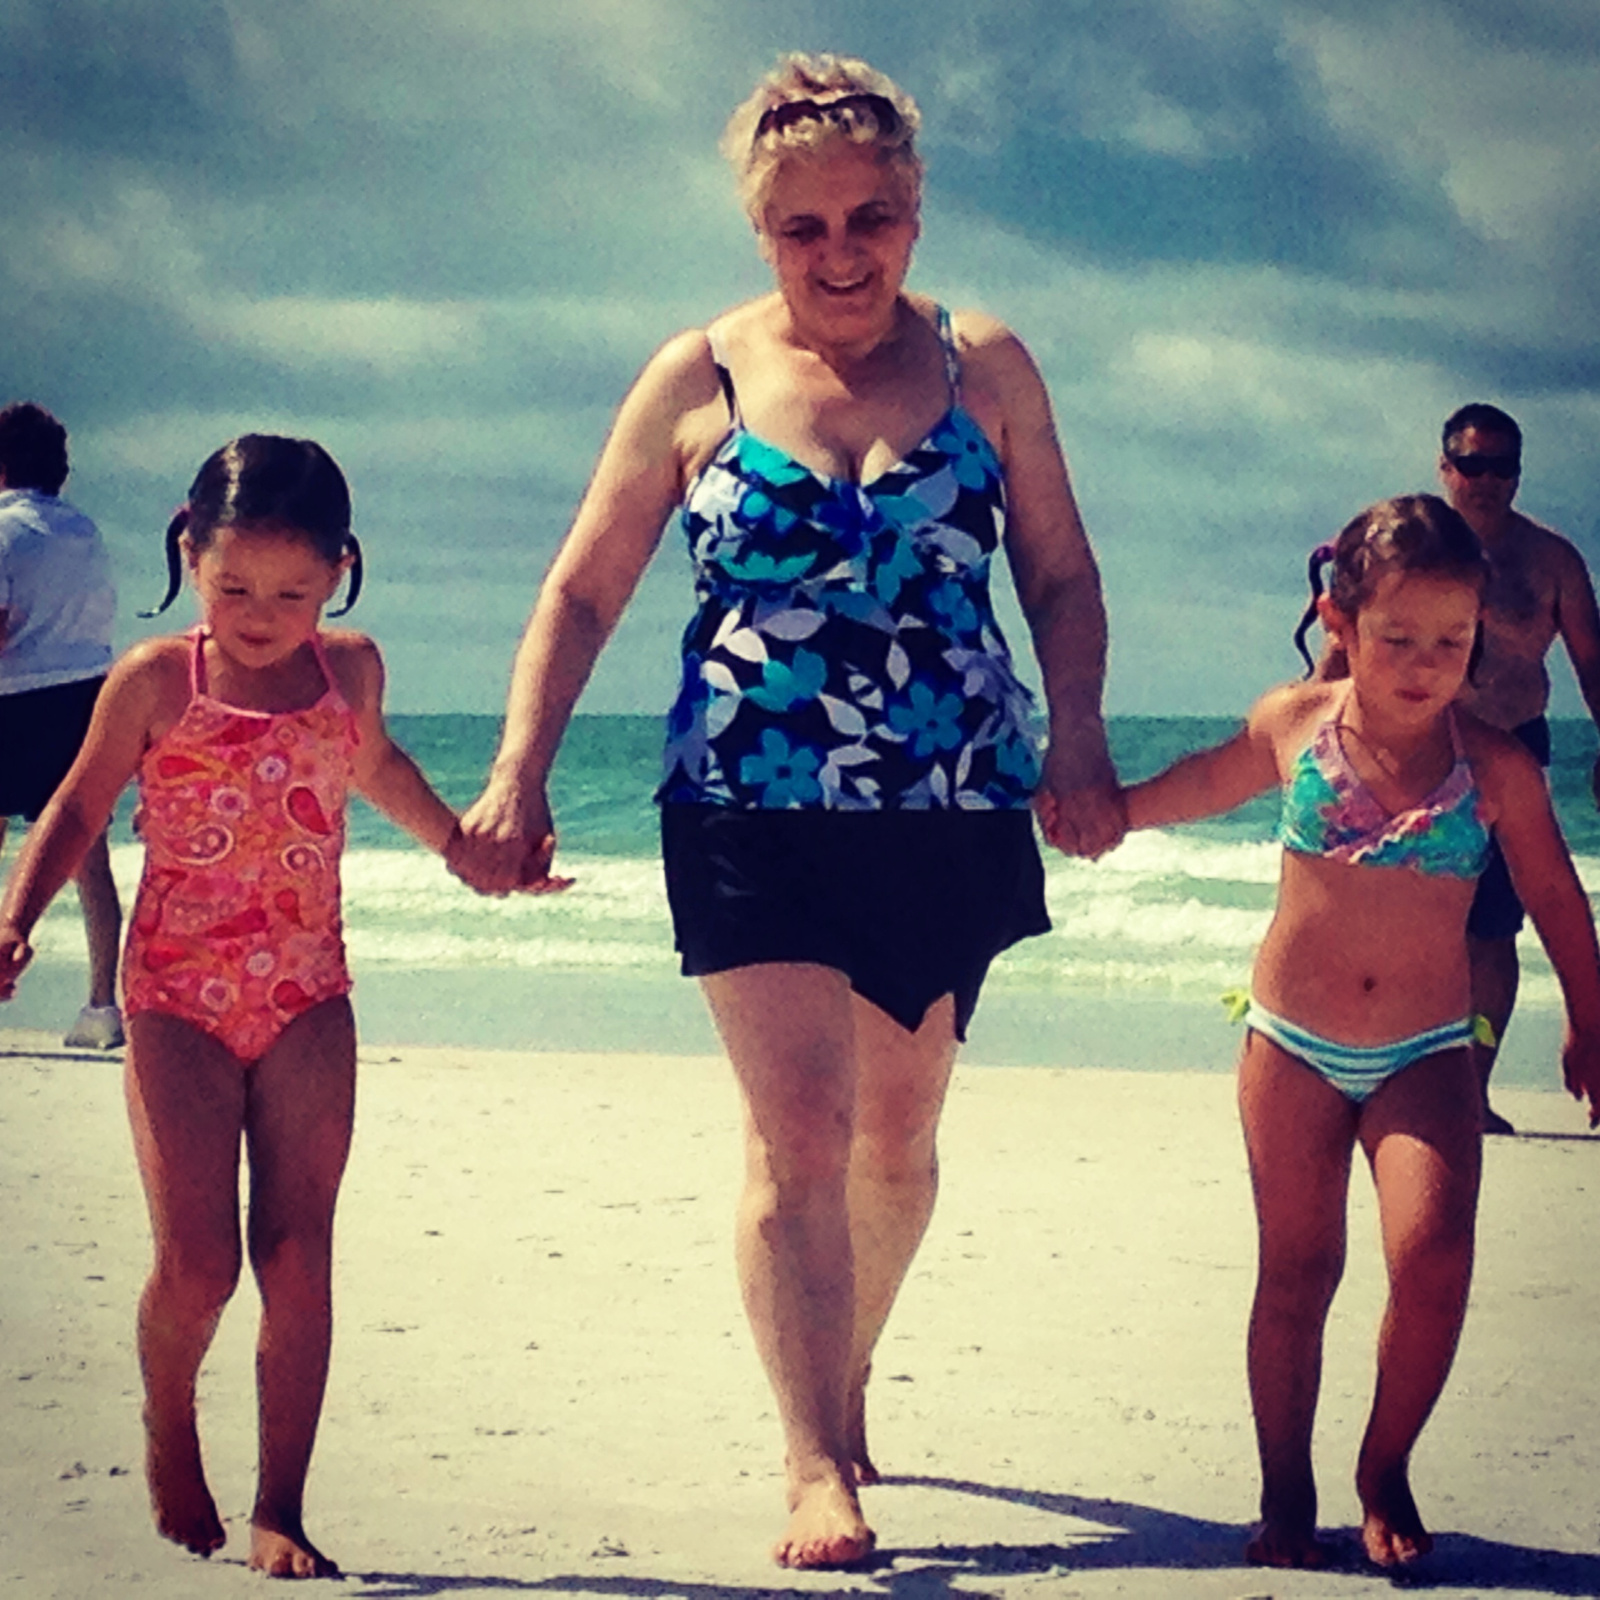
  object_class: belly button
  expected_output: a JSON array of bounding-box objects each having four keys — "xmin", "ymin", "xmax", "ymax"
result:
[{"xmin": 1362, "ymin": 976, "xmax": 1377, "ymax": 992}]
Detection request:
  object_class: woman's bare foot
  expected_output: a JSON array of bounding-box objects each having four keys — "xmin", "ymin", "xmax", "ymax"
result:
[
  {"xmin": 1245, "ymin": 1519, "xmax": 1335, "ymax": 1568},
  {"xmin": 249, "ymin": 1511, "xmax": 339, "ymax": 1579},
  {"xmin": 774, "ymin": 1470, "xmax": 875, "ymax": 1569},
  {"xmin": 145, "ymin": 1415, "xmax": 225, "ymax": 1557},
  {"xmin": 1358, "ymin": 1462, "xmax": 1432, "ymax": 1566}
]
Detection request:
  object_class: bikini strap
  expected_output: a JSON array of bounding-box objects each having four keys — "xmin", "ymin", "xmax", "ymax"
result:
[
  {"xmin": 935, "ymin": 305, "xmax": 962, "ymax": 403},
  {"xmin": 705, "ymin": 327, "xmax": 741, "ymax": 425}
]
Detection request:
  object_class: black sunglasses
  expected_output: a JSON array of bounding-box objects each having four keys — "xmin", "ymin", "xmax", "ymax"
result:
[
  {"xmin": 754, "ymin": 92, "xmax": 902, "ymax": 143},
  {"xmin": 1447, "ymin": 451, "xmax": 1520, "ymax": 480}
]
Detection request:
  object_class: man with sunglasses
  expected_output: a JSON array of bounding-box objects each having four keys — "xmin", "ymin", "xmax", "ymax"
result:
[{"xmin": 1439, "ymin": 402, "xmax": 1600, "ymax": 1133}]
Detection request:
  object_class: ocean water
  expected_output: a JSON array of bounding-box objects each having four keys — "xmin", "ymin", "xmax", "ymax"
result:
[{"xmin": 12, "ymin": 715, "xmax": 1596, "ymax": 1082}]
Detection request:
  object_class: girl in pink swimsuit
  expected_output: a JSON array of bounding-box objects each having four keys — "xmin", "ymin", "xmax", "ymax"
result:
[
  {"xmin": 1121, "ymin": 495, "xmax": 1600, "ymax": 1572},
  {"xmin": 0, "ymin": 435, "xmax": 460, "ymax": 1578}
]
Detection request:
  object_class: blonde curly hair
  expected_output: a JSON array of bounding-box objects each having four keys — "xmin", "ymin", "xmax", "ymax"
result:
[{"xmin": 721, "ymin": 52, "xmax": 923, "ymax": 225}]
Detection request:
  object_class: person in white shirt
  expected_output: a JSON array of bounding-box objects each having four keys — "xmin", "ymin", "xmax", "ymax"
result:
[{"xmin": 0, "ymin": 402, "xmax": 123, "ymax": 1047}]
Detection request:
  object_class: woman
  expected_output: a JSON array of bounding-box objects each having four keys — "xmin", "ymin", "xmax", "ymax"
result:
[{"xmin": 451, "ymin": 53, "xmax": 1123, "ymax": 1568}]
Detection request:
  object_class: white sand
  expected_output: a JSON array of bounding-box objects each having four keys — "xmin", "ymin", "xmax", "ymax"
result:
[{"xmin": 2, "ymin": 1026, "xmax": 1597, "ymax": 1598}]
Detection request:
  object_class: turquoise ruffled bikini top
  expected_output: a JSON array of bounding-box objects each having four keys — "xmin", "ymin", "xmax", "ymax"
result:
[{"xmin": 1278, "ymin": 696, "xmax": 1491, "ymax": 879}]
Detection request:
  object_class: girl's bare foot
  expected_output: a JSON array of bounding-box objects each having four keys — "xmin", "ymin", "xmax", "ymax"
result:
[
  {"xmin": 1358, "ymin": 1462, "xmax": 1432, "ymax": 1566},
  {"xmin": 1245, "ymin": 1519, "xmax": 1335, "ymax": 1568},
  {"xmin": 774, "ymin": 1470, "xmax": 875, "ymax": 1569},
  {"xmin": 145, "ymin": 1416, "xmax": 225, "ymax": 1557},
  {"xmin": 249, "ymin": 1511, "xmax": 339, "ymax": 1579}
]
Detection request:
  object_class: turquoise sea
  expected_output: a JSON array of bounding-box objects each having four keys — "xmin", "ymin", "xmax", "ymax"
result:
[{"xmin": 11, "ymin": 715, "xmax": 1597, "ymax": 1083}]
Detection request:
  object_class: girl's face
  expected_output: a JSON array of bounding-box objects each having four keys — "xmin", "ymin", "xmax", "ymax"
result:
[
  {"xmin": 1323, "ymin": 569, "xmax": 1481, "ymax": 722},
  {"xmin": 186, "ymin": 522, "xmax": 348, "ymax": 670},
  {"xmin": 758, "ymin": 141, "xmax": 919, "ymax": 342}
]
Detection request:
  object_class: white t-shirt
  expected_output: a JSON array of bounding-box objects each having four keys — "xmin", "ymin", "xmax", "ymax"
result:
[{"xmin": 0, "ymin": 488, "xmax": 117, "ymax": 695}]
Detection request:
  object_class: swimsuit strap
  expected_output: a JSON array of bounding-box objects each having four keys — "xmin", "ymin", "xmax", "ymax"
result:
[
  {"xmin": 187, "ymin": 625, "xmax": 345, "ymax": 711},
  {"xmin": 935, "ymin": 304, "xmax": 962, "ymax": 402},
  {"xmin": 705, "ymin": 327, "xmax": 741, "ymax": 425},
  {"xmin": 189, "ymin": 626, "xmax": 208, "ymax": 696},
  {"xmin": 306, "ymin": 629, "xmax": 348, "ymax": 710}
]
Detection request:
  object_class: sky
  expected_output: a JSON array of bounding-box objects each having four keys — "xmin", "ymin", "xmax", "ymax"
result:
[{"xmin": 6, "ymin": 0, "xmax": 1599, "ymax": 716}]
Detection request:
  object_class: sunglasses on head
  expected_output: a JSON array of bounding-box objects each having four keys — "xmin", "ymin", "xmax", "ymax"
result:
[
  {"xmin": 754, "ymin": 92, "xmax": 902, "ymax": 143},
  {"xmin": 1446, "ymin": 451, "xmax": 1520, "ymax": 480}
]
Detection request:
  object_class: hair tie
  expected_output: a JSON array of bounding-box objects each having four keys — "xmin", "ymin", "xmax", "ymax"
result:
[{"xmin": 1311, "ymin": 541, "xmax": 1335, "ymax": 566}]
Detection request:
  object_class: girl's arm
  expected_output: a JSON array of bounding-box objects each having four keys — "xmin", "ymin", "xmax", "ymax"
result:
[
  {"xmin": 1123, "ymin": 692, "xmax": 1284, "ymax": 830},
  {"xmin": 961, "ymin": 312, "xmax": 1121, "ymax": 860},
  {"xmin": 1485, "ymin": 734, "xmax": 1600, "ymax": 1124},
  {"xmin": 333, "ymin": 634, "xmax": 460, "ymax": 856},
  {"xmin": 0, "ymin": 645, "xmax": 172, "ymax": 994},
  {"xmin": 452, "ymin": 329, "xmax": 724, "ymax": 894}
]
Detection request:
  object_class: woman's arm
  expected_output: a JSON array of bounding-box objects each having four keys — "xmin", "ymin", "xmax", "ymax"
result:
[
  {"xmin": 451, "ymin": 330, "xmax": 724, "ymax": 894},
  {"xmin": 960, "ymin": 314, "xmax": 1120, "ymax": 859},
  {"xmin": 1485, "ymin": 732, "xmax": 1600, "ymax": 1123},
  {"xmin": 1123, "ymin": 700, "xmax": 1282, "ymax": 830},
  {"xmin": 332, "ymin": 633, "xmax": 461, "ymax": 857},
  {"xmin": 0, "ymin": 644, "xmax": 173, "ymax": 994}
]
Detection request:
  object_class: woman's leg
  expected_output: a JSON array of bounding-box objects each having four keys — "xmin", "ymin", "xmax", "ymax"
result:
[
  {"xmin": 242, "ymin": 996, "xmax": 357, "ymax": 1579},
  {"xmin": 701, "ymin": 963, "xmax": 871, "ymax": 1568},
  {"xmin": 123, "ymin": 1012, "xmax": 248, "ymax": 1557},
  {"xmin": 1237, "ymin": 1032, "xmax": 1359, "ymax": 1568},
  {"xmin": 843, "ymin": 992, "xmax": 958, "ymax": 1484},
  {"xmin": 1354, "ymin": 1046, "xmax": 1481, "ymax": 1567}
]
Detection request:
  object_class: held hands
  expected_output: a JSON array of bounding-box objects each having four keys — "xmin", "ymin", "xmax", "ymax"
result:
[
  {"xmin": 1033, "ymin": 739, "xmax": 1127, "ymax": 860},
  {"xmin": 447, "ymin": 782, "xmax": 575, "ymax": 897},
  {"xmin": 0, "ymin": 924, "xmax": 33, "ymax": 1001},
  {"xmin": 1560, "ymin": 1022, "xmax": 1600, "ymax": 1129}
]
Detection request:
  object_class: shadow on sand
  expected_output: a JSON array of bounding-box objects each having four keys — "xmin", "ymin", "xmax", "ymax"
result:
[{"xmin": 346, "ymin": 1472, "xmax": 1600, "ymax": 1597}]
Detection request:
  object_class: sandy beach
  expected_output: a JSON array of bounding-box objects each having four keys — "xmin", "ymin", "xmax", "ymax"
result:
[{"xmin": 2, "ymin": 1025, "xmax": 1597, "ymax": 1599}]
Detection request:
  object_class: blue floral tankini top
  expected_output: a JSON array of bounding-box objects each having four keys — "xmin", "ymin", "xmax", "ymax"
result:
[{"xmin": 658, "ymin": 307, "xmax": 1043, "ymax": 812}]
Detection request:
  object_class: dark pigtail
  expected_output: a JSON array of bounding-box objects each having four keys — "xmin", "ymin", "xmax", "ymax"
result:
[
  {"xmin": 140, "ymin": 505, "xmax": 192, "ymax": 617},
  {"xmin": 1293, "ymin": 541, "xmax": 1336, "ymax": 676},
  {"xmin": 328, "ymin": 533, "xmax": 363, "ymax": 617}
]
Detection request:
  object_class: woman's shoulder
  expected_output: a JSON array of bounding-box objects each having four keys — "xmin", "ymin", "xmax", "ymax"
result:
[{"xmin": 627, "ymin": 308, "xmax": 777, "ymax": 424}]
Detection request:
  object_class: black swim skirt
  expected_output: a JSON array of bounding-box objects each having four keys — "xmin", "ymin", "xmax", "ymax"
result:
[
  {"xmin": 0, "ymin": 676, "xmax": 105, "ymax": 821},
  {"xmin": 660, "ymin": 803, "xmax": 1050, "ymax": 1039}
]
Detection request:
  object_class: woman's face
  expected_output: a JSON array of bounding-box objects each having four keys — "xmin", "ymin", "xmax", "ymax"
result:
[{"xmin": 758, "ymin": 141, "xmax": 919, "ymax": 341}]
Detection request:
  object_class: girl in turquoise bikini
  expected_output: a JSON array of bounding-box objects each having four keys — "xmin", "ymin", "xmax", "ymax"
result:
[{"xmin": 1123, "ymin": 494, "xmax": 1600, "ymax": 1571}]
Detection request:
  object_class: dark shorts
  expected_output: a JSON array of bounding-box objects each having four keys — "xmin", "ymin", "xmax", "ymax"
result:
[
  {"xmin": 1467, "ymin": 716, "xmax": 1553, "ymax": 942},
  {"xmin": 0, "ymin": 676, "xmax": 105, "ymax": 821},
  {"xmin": 660, "ymin": 803, "xmax": 1050, "ymax": 1040}
]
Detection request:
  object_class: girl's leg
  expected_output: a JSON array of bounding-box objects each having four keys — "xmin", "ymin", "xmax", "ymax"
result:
[
  {"xmin": 124, "ymin": 1012, "xmax": 249, "ymax": 1557},
  {"xmin": 1237, "ymin": 1033, "xmax": 1359, "ymax": 1568},
  {"xmin": 242, "ymin": 996, "xmax": 356, "ymax": 1579},
  {"xmin": 701, "ymin": 963, "xmax": 870, "ymax": 1569},
  {"xmin": 842, "ymin": 992, "xmax": 958, "ymax": 1484},
  {"xmin": 1354, "ymin": 1046, "xmax": 1481, "ymax": 1568}
]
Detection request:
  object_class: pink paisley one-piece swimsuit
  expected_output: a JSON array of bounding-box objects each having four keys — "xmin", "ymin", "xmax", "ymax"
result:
[{"xmin": 122, "ymin": 628, "xmax": 360, "ymax": 1061}]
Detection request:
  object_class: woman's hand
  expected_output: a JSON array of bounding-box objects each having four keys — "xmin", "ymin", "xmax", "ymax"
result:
[
  {"xmin": 1034, "ymin": 736, "xmax": 1126, "ymax": 859},
  {"xmin": 1034, "ymin": 774, "xmax": 1126, "ymax": 859},
  {"xmin": 449, "ymin": 779, "xmax": 574, "ymax": 896}
]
